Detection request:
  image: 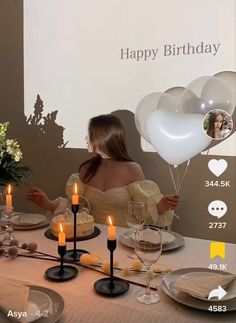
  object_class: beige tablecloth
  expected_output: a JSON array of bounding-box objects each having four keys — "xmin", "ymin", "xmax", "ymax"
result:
[{"xmin": 0, "ymin": 224, "xmax": 235, "ymax": 323}]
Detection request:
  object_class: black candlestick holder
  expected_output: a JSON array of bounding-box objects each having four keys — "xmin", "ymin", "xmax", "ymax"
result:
[
  {"xmin": 64, "ymin": 203, "xmax": 89, "ymax": 262},
  {"xmin": 45, "ymin": 245, "xmax": 78, "ymax": 281},
  {"xmin": 94, "ymin": 239, "xmax": 129, "ymax": 296}
]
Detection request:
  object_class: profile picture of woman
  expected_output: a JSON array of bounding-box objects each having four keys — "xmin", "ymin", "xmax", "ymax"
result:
[{"xmin": 203, "ymin": 109, "xmax": 233, "ymax": 140}]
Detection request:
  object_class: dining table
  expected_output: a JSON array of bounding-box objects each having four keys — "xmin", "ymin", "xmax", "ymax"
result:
[{"xmin": 0, "ymin": 222, "xmax": 235, "ymax": 323}]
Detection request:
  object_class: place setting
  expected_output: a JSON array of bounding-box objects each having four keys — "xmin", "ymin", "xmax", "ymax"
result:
[
  {"xmin": 0, "ymin": 276, "xmax": 64, "ymax": 323},
  {"xmin": 161, "ymin": 267, "xmax": 236, "ymax": 312},
  {"xmin": 119, "ymin": 201, "xmax": 184, "ymax": 253},
  {"xmin": 12, "ymin": 213, "xmax": 49, "ymax": 231},
  {"xmin": 0, "ymin": 185, "xmax": 49, "ymax": 244}
]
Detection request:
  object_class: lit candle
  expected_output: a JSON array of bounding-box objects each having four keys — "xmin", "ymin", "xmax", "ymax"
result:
[
  {"xmin": 107, "ymin": 216, "xmax": 116, "ymax": 240},
  {"xmin": 72, "ymin": 183, "xmax": 79, "ymax": 205},
  {"xmin": 58, "ymin": 224, "xmax": 66, "ymax": 246},
  {"xmin": 6, "ymin": 184, "xmax": 13, "ymax": 213}
]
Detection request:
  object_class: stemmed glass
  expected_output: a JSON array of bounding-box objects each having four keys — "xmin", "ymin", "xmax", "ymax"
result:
[
  {"xmin": 135, "ymin": 226, "xmax": 162, "ymax": 304},
  {"xmin": 126, "ymin": 201, "xmax": 145, "ymax": 259}
]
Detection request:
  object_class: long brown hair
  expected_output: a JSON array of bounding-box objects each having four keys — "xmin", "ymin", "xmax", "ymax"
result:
[
  {"xmin": 79, "ymin": 114, "xmax": 133, "ymax": 182},
  {"xmin": 206, "ymin": 110, "xmax": 224, "ymax": 138}
]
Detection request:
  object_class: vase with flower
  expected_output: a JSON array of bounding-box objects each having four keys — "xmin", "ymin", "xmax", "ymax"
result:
[{"xmin": 0, "ymin": 122, "xmax": 30, "ymax": 232}]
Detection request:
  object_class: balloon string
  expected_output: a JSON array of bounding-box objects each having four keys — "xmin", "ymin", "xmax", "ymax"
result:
[
  {"xmin": 168, "ymin": 164, "xmax": 177, "ymax": 193},
  {"xmin": 177, "ymin": 159, "xmax": 191, "ymax": 193},
  {"xmin": 175, "ymin": 165, "xmax": 180, "ymax": 194},
  {"xmin": 168, "ymin": 164, "xmax": 179, "ymax": 222}
]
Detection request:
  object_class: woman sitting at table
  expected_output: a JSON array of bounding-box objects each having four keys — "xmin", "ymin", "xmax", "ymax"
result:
[{"xmin": 27, "ymin": 114, "xmax": 180, "ymax": 227}]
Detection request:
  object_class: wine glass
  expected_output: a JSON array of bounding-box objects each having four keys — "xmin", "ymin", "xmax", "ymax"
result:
[
  {"xmin": 126, "ymin": 201, "xmax": 145, "ymax": 258},
  {"xmin": 135, "ymin": 226, "xmax": 162, "ymax": 304}
]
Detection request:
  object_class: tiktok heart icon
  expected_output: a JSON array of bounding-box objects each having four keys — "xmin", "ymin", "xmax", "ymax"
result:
[
  {"xmin": 208, "ymin": 159, "xmax": 228, "ymax": 177},
  {"xmin": 146, "ymin": 109, "xmax": 211, "ymax": 166}
]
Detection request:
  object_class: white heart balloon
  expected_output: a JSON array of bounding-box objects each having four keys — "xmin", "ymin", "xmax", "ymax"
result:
[
  {"xmin": 146, "ymin": 110, "xmax": 212, "ymax": 166},
  {"xmin": 135, "ymin": 92, "xmax": 163, "ymax": 142},
  {"xmin": 135, "ymin": 92, "xmax": 179, "ymax": 142}
]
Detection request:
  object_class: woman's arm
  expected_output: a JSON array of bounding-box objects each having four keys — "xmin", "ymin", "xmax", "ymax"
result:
[
  {"xmin": 26, "ymin": 187, "xmax": 58, "ymax": 212},
  {"xmin": 128, "ymin": 163, "xmax": 180, "ymax": 214}
]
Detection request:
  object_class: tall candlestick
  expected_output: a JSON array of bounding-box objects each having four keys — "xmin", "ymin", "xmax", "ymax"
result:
[
  {"xmin": 94, "ymin": 216, "xmax": 129, "ymax": 296},
  {"xmin": 58, "ymin": 224, "xmax": 66, "ymax": 246},
  {"xmin": 6, "ymin": 184, "xmax": 13, "ymax": 213},
  {"xmin": 72, "ymin": 183, "xmax": 79, "ymax": 205},
  {"xmin": 107, "ymin": 216, "xmax": 116, "ymax": 240}
]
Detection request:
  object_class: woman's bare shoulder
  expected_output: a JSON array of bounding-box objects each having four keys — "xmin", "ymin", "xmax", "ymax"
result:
[{"xmin": 123, "ymin": 161, "xmax": 145, "ymax": 181}]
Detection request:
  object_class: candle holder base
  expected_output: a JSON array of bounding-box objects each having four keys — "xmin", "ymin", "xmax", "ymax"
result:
[
  {"xmin": 94, "ymin": 277, "xmax": 129, "ymax": 297},
  {"xmin": 64, "ymin": 249, "xmax": 89, "ymax": 262},
  {"xmin": 45, "ymin": 265, "xmax": 78, "ymax": 282}
]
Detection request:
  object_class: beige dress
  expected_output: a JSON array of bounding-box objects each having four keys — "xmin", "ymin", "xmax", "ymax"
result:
[{"xmin": 54, "ymin": 173, "xmax": 174, "ymax": 228}]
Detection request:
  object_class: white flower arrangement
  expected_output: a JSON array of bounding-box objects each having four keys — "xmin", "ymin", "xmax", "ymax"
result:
[{"xmin": 0, "ymin": 122, "xmax": 30, "ymax": 186}]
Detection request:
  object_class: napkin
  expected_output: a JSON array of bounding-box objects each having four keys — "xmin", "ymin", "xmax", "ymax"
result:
[
  {"xmin": 173, "ymin": 272, "xmax": 236, "ymax": 299},
  {"xmin": 0, "ymin": 277, "xmax": 29, "ymax": 322},
  {"xmin": 14, "ymin": 213, "xmax": 46, "ymax": 226}
]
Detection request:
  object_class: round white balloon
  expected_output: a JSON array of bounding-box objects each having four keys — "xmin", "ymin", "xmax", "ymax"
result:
[
  {"xmin": 165, "ymin": 86, "xmax": 185, "ymax": 98},
  {"xmin": 214, "ymin": 71, "xmax": 236, "ymax": 110},
  {"xmin": 181, "ymin": 76, "xmax": 235, "ymax": 115}
]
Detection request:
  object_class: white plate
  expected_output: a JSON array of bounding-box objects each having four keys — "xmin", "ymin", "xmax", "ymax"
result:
[
  {"xmin": 26, "ymin": 290, "xmax": 52, "ymax": 323},
  {"xmin": 119, "ymin": 230, "xmax": 184, "ymax": 252},
  {"xmin": 175, "ymin": 272, "xmax": 236, "ymax": 302},
  {"xmin": 12, "ymin": 213, "xmax": 47, "ymax": 226},
  {"xmin": 161, "ymin": 267, "xmax": 236, "ymax": 312},
  {"xmin": 120, "ymin": 230, "xmax": 175, "ymax": 245},
  {"xmin": 13, "ymin": 220, "xmax": 49, "ymax": 230},
  {"xmin": 162, "ymin": 231, "xmax": 176, "ymax": 245},
  {"xmin": 12, "ymin": 213, "xmax": 49, "ymax": 230},
  {"xmin": 0, "ymin": 285, "xmax": 64, "ymax": 323}
]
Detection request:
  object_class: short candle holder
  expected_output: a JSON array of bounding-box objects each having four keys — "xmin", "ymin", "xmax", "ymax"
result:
[
  {"xmin": 45, "ymin": 245, "xmax": 78, "ymax": 281},
  {"xmin": 94, "ymin": 239, "xmax": 129, "ymax": 296},
  {"xmin": 64, "ymin": 203, "xmax": 89, "ymax": 262},
  {"xmin": 1, "ymin": 208, "xmax": 15, "ymax": 242}
]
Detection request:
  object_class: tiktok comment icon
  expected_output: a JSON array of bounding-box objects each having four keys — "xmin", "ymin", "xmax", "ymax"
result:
[{"xmin": 208, "ymin": 200, "xmax": 227, "ymax": 219}]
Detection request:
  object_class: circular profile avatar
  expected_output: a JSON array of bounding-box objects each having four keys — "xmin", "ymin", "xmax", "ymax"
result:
[{"xmin": 203, "ymin": 109, "xmax": 233, "ymax": 140}]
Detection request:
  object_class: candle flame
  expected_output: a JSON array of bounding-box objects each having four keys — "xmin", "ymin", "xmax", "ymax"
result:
[
  {"xmin": 108, "ymin": 216, "xmax": 112, "ymax": 225},
  {"xmin": 59, "ymin": 223, "xmax": 63, "ymax": 232},
  {"xmin": 7, "ymin": 184, "xmax": 11, "ymax": 195},
  {"xmin": 74, "ymin": 183, "xmax": 78, "ymax": 194}
]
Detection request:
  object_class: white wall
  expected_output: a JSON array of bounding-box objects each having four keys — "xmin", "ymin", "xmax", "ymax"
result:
[{"xmin": 24, "ymin": 0, "xmax": 236, "ymax": 149}]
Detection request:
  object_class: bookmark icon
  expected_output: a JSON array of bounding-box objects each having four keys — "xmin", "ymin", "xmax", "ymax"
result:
[{"xmin": 210, "ymin": 242, "xmax": 225, "ymax": 259}]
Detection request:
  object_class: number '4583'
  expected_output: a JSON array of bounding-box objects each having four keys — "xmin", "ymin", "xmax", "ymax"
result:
[{"xmin": 208, "ymin": 305, "xmax": 227, "ymax": 312}]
